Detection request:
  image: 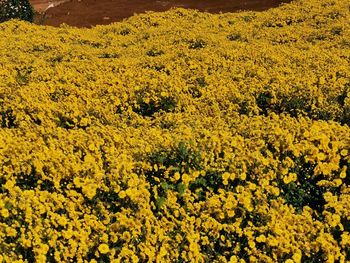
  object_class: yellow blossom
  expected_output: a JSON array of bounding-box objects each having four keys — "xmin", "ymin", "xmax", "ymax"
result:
[
  {"xmin": 118, "ymin": 190, "xmax": 126, "ymax": 199},
  {"xmin": 98, "ymin": 244, "xmax": 110, "ymax": 254},
  {"xmin": 256, "ymin": 235, "xmax": 266, "ymax": 243}
]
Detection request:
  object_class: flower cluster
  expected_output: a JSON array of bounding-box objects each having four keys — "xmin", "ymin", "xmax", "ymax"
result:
[{"xmin": 0, "ymin": 0, "xmax": 349, "ymax": 261}]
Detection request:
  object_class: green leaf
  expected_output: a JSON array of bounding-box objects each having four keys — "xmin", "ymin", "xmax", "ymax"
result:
[{"xmin": 156, "ymin": 196, "xmax": 166, "ymax": 209}]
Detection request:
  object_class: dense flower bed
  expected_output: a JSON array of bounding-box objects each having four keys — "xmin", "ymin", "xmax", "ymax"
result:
[{"xmin": 0, "ymin": 0, "xmax": 349, "ymax": 261}]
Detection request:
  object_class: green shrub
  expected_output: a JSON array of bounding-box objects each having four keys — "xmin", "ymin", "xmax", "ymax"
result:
[{"xmin": 0, "ymin": 0, "xmax": 34, "ymax": 23}]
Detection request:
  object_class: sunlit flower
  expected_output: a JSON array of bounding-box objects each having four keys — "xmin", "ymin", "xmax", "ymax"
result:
[{"xmin": 98, "ymin": 244, "xmax": 110, "ymax": 254}]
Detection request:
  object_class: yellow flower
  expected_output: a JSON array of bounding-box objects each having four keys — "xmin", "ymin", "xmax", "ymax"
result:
[
  {"xmin": 239, "ymin": 173, "xmax": 247, "ymax": 180},
  {"xmin": 283, "ymin": 173, "xmax": 297, "ymax": 184},
  {"xmin": 268, "ymin": 237, "xmax": 279, "ymax": 247},
  {"xmin": 83, "ymin": 184, "xmax": 97, "ymax": 200},
  {"xmin": 248, "ymin": 240, "xmax": 255, "ymax": 249},
  {"xmin": 182, "ymin": 173, "xmax": 191, "ymax": 185},
  {"xmin": 256, "ymin": 235, "xmax": 266, "ymax": 243},
  {"xmin": 57, "ymin": 216, "xmax": 68, "ymax": 227},
  {"xmin": 113, "ymin": 184, "xmax": 121, "ymax": 193},
  {"xmin": 1, "ymin": 208, "xmax": 9, "ymax": 218},
  {"xmin": 62, "ymin": 229, "xmax": 73, "ymax": 239},
  {"xmin": 227, "ymin": 210, "xmax": 235, "ymax": 217},
  {"xmin": 292, "ymin": 251, "xmax": 302, "ymax": 263},
  {"xmin": 319, "ymin": 76, "xmax": 326, "ymax": 85},
  {"xmin": 229, "ymin": 256, "xmax": 238, "ymax": 263},
  {"xmin": 6, "ymin": 227, "xmax": 17, "ymax": 237},
  {"xmin": 329, "ymin": 214, "xmax": 341, "ymax": 228},
  {"xmin": 98, "ymin": 244, "xmax": 110, "ymax": 254},
  {"xmin": 131, "ymin": 254, "xmax": 139, "ymax": 263},
  {"xmin": 333, "ymin": 179, "xmax": 342, "ymax": 187},
  {"xmin": 222, "ymin": 172, "xmax": 230, "ymax": 185},
  {"xmin": 79, "ymin": 117, "xmax": 91, "ymax": 127},
  {"xmin": 340, "ymin": 149, "xmax": 348, "ymax": 157},
  {"xmin": 174, "ymin": 172, "xmax": 181, "ymax": 181},
  {"xmin": 122, "ymin": 231, "xmax": 131, "ymax": 241},
  {"xmin": 340, "ymin": 166, "xmax": 347, "ymax": 179},
  {"xmin": 88, "ymin": 143, "xmax": 96, "ymax": 151},
  {"xmin": 118, "ymin": 190, "xmax": 126, "ymax": 199}
]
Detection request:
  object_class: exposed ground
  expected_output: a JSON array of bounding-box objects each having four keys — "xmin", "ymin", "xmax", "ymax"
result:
[
  {"xmin": 30, "ymin": 0, "xmax": 292, "ymax": 27},
  {"xmin": 30, "ymin": 0, "xmax": 70, "ymax": 12}
]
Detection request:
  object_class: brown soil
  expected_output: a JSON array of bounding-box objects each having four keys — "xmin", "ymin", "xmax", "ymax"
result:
[
  {"xmin": 30, "ymin": 0, "xmax": 292, "ymax": 28},
  {"xmin": 30, "ymin": 0, "xmax": 70, "ymax": 12}
]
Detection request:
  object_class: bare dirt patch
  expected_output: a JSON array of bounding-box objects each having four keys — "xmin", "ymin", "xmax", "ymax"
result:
[
  {"xmin": 30, "ymin": 0, "xmax": 70, "ymax": 12},
  {"xmin": 30, "ymin": 0, "xmax": 292, "ymax": 28}
]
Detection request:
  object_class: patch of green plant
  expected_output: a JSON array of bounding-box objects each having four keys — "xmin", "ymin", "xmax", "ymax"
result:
[
  {"xmin": 49, "ymin": 88, "xmax": 70, "ymax": 102},
  {"xmin": 15, "ymin": 69, "xmax": 30, "ymax": 85},
  {"xmin": 188, "ymin": 86, "xmax": 202, "ymax": 98},
  {"xmin": 256, "ymin": 91, "xmax": 274, "ymax": 116},
  {"xmin": 227, "ymin": 33, "xmax": 247, "ymax": 42},
  {"xmin": 16, "ymin": 246, "xmax": 35, "ymax": 263},
  {"xmin": 301, "ymin": 250, "xmax": 324, "ymax": 263},
  {"xmin": 78, "ymin": 39, "xmax": 102, "ymax": 48},
  {"xmin": 1, "ymin": 109, "xmax": 17, "ymax": 128},
  {"xmin": 98, "ymin": 53, "xmax": 119, "ymax": 59},
  {"xmin": 188, "ymin": 168, "xmax": 238, "ymax": 202},
  {"xmin": 45, "ymin": 247, "xmax": 56, "ymax": 263},
  {"xmin": 146, "ymin": 49, "xmax": 164, "ymax": 57},
  {"xmin": 39, "ymin": 179, "xmax": 55, "ymax": 192},
  {"xmin": 278, "ymin": 156, "xmax": 326, "ymax": 215},
  {"xmin": 331, "ymin": 26, "xmax": 343, "ymax": 36},
  {"xmin": 196, "ymin": 77, "xmax": 207, "ymax": 87},
  {"xmin": 155, "ymin": 196, "xmax": 167, "ymax": 210},
  {"xmin": 142, "ymin": 142, "xmax": 202, "ymax": 212},
  {"xmin": 280, "ymin": 96, "xmax": 310, "ymax": 117},
  {"xmin": 119, "ymin": 28, "xmax": 131, "ymax": 35},
  {"xmin": 346, "ymin": 248, "xmax": 350, "ymax": 261},
  {"xmin": 238, "ymin": 101, "xmax": 251, "ymax": 115},
  {"xmin": 242, "ymin": 15, "xmax": 255, "ymax": 22},
  {"xmin": 0, "ymin": 177, "xmax": 6, "ymax": 194},
  {"xmin": 0, "ymin": 0, "xmax": 34, "ymax": 23},
  {"xmin": 55, "ymin": 114, "xmax": 76, "ymax": 129},
  {"xmin": 133, "ymin": 96, "xmax": 177, "ymax": 117},
  {"xmin": 92, "ymin": 189, "xmax": 123, "ymax": 213},
  {"xmin": 188, "ymin": 39, "xmax": 206, "ymax": 49}
]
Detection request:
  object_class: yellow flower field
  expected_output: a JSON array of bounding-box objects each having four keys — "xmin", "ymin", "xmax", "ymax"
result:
[{"xmin": 0, "ymin": 0, "xmax": 349, "ymax": 262}]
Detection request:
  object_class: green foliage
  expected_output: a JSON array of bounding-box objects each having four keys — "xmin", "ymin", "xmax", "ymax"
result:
[
  {"xmin": 1, "ymin": 109, "xmax": 17, "ymax": 128},
  {"xmin": 15, "ymin": 170, "xmax": 40, "ymax": 190},
  {"xmin": 142, "ymin": 142, "xmax": 202, "ymax": 212},
  {"xmin": 56, "ymin": 114, "xmax": 76, "ymax": 130},
  {"xmin": 188, "ymin": 39, "xmax": 206, "ymax": 49},
  {"xmin": 146, "ymin": 142, "xmax": 202, "ymax": 180},
  {"xmin": 301, "ymin": 250, "xmax": 324, "ymax": 263},
  {"xmin": 281, "ymin": 96, "xmax": 310, "ymax": 117},
  {"xmin": 227, "ymin": 33, "xmax": 247, "ymax": 42},
  {"xmin": 189, "ymin": 170, "xmax": 225, "ymax": 201},
  {"xmin": 256, "ymin": 91, "xmax": 274, "ymax": 115},
  {"xmin": 0, "ymin": 0, "xmax": 34, "ymax": 23},
  {"xmin": 133, "ymin": 96, "xmax": 177, "ymax": 117},
  {"xmin": 346, "ymin": 249, "xmax": 350, "ymax": 261},
  {"xmin": 278, "ymin": 156, "xmax": 326, "ymax": 215},
  {"xmin": 16, "ymin": 246, "xmax": 35, "ymax": 263},
  {"xmin": 146, "ymin": 49, "xmax": 164, "ymax": 57}
]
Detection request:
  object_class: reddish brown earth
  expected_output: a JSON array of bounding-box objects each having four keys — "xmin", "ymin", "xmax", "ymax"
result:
[
  {"xmin": 30, "ymin": 0, "xmax": 292, "ymax": 28},
  {"xmin": 30, "ymin": 0, "xmax": 70, "ymax": 12}
]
